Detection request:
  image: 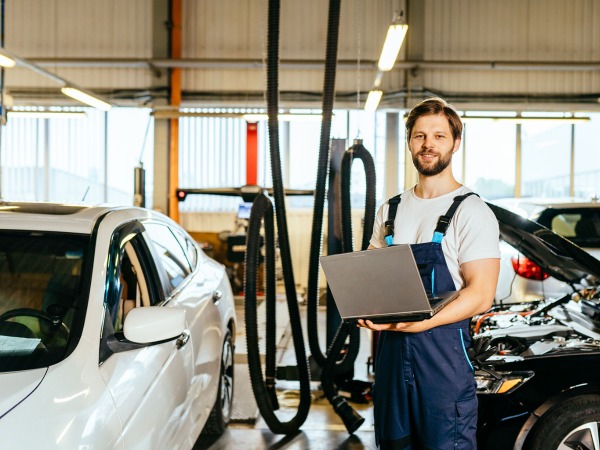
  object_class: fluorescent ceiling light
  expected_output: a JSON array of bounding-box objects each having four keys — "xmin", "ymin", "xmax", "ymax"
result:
[
  {"xmin": 242, "ymin": 113, "xmax": 324, "ymax": 122},
  {"xmin": 61, "ymin": 86, "xmax": 112, "ymax": 111},
  {"xmin": 461, "ymin": 115, "xmax": 590, "ymax": 124},
  {"xmin": 0, "ymin": 51, "xmax": 16, "ymax": 68},
  {"xmin": 364, "ymin": 90, "xmax": 383, "ymax": 113},
  {"xmin": 0, "ymin": 48, "xmax": 110, "ymax": 107},
  {"xmin": 377, "ymin": 23, "xmax": 408, "ymax": 71},
  {"xmin": 150, "ymin": 110, "xmax": 326, "ymax": 121},
  {"xmin": 8, "ymin": 110, "xmax": 86, "ymax": 119}
]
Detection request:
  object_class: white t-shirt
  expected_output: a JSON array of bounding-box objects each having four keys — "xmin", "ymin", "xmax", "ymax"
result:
[{"xmin": 369, "ymin": 186, "xmax": 500, "ymax": 291}]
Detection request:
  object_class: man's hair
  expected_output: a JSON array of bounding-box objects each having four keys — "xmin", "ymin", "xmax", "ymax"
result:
[{"xmin": 405, "ymin": 97, "xmax": 463, "ymax": 142}]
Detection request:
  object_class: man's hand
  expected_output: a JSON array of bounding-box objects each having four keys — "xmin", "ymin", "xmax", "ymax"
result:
[{"xmin": 357, "ymin": 318, "xmax": 432, "ymax": 333}]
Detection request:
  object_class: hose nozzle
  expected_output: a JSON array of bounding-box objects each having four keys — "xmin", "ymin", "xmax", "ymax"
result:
[{"xmin": 331, "ymin": 395, "xmax": 365, "ymax": 434}]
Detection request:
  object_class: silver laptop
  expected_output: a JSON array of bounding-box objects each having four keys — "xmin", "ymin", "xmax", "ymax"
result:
[{"xmin": 320, "ymin": 245, "xmax": 459, "ymax": 324}]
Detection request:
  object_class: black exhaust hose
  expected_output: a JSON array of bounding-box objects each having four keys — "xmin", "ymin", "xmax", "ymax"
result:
[
  {"xmin": 320, "ymin": 141, "xmax": 377, "ymax": 432},
  {"xmin": 321, "ymin": 321, "xmax": 366, "ymax": 434},
  {"xmin": 306, "ymin": 0, "xmax": 342, "ymax": 368},
  {"xmin": 249, "ymin": 0, "xmax": 311, "ymax": 434},
  {"xmin": 264, "ymin": 197, "xmax": 279, "ymax": 411},
  {"xmin": 340, "ymin": 141, "xmax": 377, "ymax": 254},
  {"xmin": 245, "ymin": 194, "xmax": 282, "ymax": 422},
  {"xmin": 323, "ymin": 142, "xmax": 378, "ymax": 378},
  {"xmin": 245, "ymin": 193, "xmax": 312, "ymax": 431}
]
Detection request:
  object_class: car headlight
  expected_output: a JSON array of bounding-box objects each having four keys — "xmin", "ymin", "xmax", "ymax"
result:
[{"xmin": 475, "ymin": 370, "xmax": 534, "ymax": 394}]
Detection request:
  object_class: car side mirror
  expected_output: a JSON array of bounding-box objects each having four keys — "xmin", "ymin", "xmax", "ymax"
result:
[
  {"xmin": 123, "ymin": 307, "xmax": 186, "ymax": 343},
  {"xmin": 106, "ymin": 307, "xmax": 186, "ymax": 354}
]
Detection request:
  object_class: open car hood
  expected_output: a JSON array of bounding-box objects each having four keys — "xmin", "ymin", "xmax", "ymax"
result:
[{"xmin": 488, "ymin": 203, "xmax": 600, "ymax": 285}]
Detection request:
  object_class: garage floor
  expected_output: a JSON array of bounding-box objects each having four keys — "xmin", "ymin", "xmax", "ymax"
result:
[{"xmin": 194, "ymin": 294, "xmax": 376, "ymax": 450}]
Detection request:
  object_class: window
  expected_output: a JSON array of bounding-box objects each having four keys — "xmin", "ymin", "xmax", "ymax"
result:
[
  {"xmin": 0, "ymin": 231, "xmax": 89, "ymax": 372},
  {"xmin": 107, "ymin": 241, "xmax": 151, "ymax": 333},
  {"xmin": 521, "ymin": 119, "xmax": 571, "ymax": 198},
  {"xmin": 574, "ymin": 113, "xmax": 600, "ymax": 198},
  {"xmin": 463, "ymin": 121, "xmax": 516, "ymax": 199},
  {"xmin": 144, "ymin": 223, "xmax": 191, "ymax": 292},
  {"xmin": 177, "ymin": 109, "xmax": 390, "ymax": 211},
  {"xmin": 105, "ymin": 230, "xmax": 156, "ymax": 333},
  {"xmin": 0, "ymin": 107, "xmax": 154, "ymax": 206},
  {"xmin": 100, "ymin": 224, "xmax": 158, "ymax": 363},
  {"xmin": 537, "ymin": 207, "xmax": 600, "ymax": 247},
  {"xmin": 106, "ymin": 108, "xmax": 155, "ymax": 206},
  {"xmin": 178, "ymin": 115, "xmax": 246, "ymax": 212},
  {"xmin": 171, "ymin": 229, "xmax": 198, "ymax": 271}
]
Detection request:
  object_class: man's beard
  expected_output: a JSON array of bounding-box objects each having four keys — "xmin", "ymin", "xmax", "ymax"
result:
[{"xmin": 412, "ymin": 150, "xmax": 453, "ymax": 176}]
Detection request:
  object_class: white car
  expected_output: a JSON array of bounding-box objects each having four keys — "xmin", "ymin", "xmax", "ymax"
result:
[
  {"xmin": 493, "ymin": 198, "xmax": 600, "ymax": 303},
  {"xmin": 0, "ymin": 202, "xmax": 236, "ymax": 449}
]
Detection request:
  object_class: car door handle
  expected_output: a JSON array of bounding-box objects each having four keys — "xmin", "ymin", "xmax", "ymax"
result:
[
  {"xmin": 176, "ymin": 330, "xmax": 190, "ymax": 350},
  {"xmin": 212, "ymin": 290, "xmax": 222, "ymax": 305}
]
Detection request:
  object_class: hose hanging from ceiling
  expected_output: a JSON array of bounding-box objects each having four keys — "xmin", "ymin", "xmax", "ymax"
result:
[
  {"xmin": 246, "ymin": 192, "xmax": 300, "ymax": 431},
  {"xmin": 243, "ymin": 0, "xmax": 312, "ymax": 434},
  {"xmin": 244, "ymin": 0, "xmax": 369, "ymax": 435},
  {"xmin": 320, "ymin": 140, "xmax": 377, "ymax": 433},
  {"xmin": 320, "ymin": 321, "xmax": 366, "ymax": 434},
  {"xmin": 340, "ymin": 141, "xmax": 377, "ymax": 254},
  {"xmin": 304, "ymin": 0, "xmax": 356, "ymax": 372}
]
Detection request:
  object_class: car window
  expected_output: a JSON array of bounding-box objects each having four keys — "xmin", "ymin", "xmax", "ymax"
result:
[
  {"xmin": 0, "ymin": 231, "xmax": 90, "ymax": 372},
  {"xmin": 185, "ymin": 238, "xmax": 198, "ymax": 269},
  {"xmin": 143, "ymin": 223, "xmax": 192, "ymax": 292},
  {"xmin": 540, "ymin": 208, "xmax": 600, "ymax": 247},
  {"xmin": 171, "ymin": 228, "xmax": 198, "ymax": 271},
  {"xmin": 100, "ymin": 223, "xmax": 161, "ymax": 363},
  {"xmin": 106, "ymin": 241, "xmax": 152, "ymax": 333},
  {"xmin": 550, "ymin": 214, "xmax": 578, "ymax": 237}
]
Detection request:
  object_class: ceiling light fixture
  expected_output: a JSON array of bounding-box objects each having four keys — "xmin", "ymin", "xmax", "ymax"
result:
[
  {"xmin": 0, "ymin": 50, "xmax": 16, "ymax": 68},
  {"xmin": 364, "ymin": 90, "xmax": 383, "ymax": 113},
  {"xmin": 461, "ymin": 115, "xmax": 590, "ymax": 124},
  {"xmin": 243, "ymin": 113, "xmax": 324, "ymax": 122},
  {"xmin": 8, "ymin": 110, "xmax": 87, "ymax": 119},
  {"xmin": 0, "ymin": 47, "xmax": 112, "ymax": 110},
  {"xmin": 61, "ymin": 87, "xmax": 112, "ymax": 111},
  {"xmin": 377, "ymin": 12, "xmax": 408, "ymax": 72},
  {"xmin": 150, "ymin": 110, "xmax": 326, "ymax": 121}
]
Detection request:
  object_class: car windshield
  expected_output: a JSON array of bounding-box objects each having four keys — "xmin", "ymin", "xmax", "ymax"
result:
[
  {"xmin": 537, "ymin": 207, "xmax": 600, "ymax": 248},
  {"xmin": 0, "ymin": 231, "xmax": 90, "ymax": 372}
]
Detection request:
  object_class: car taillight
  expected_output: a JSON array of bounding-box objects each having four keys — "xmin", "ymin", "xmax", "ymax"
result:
[{"xmin": 511, "ymin": 256, "xmax": 549, "ymax": 281}]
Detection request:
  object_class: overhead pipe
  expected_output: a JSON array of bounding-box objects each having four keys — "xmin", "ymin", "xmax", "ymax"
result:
[{"xmin": 29, "ymin": 57, "xmax": 600, "ymax": 72}]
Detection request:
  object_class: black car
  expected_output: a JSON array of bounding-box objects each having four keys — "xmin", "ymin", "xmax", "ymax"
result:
[{"xmin": 475, "ymin": 204, "xmax": 600, "ymax": 450}]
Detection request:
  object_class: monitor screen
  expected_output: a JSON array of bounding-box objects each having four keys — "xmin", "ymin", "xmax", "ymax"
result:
[{"xmin": 237, "ymin": 202, "xmax": 253, "ymax": 219}]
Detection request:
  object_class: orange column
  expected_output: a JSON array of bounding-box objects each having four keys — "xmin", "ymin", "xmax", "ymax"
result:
[
  {"xmin": 168, "ymin": 0, "xmax": 182, "ymax": 222},
  {"xmin": 246, "ymin": 122, "xmax": 258, "ymax": 185}
]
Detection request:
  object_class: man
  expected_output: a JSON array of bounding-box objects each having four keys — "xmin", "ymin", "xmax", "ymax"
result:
[{"xmin": 358, "ymin": 97, "xmax": 500, "ymax": 449}]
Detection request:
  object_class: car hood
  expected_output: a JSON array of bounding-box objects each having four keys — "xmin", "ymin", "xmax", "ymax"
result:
[
  {"xmin": 0, "ymin": 367, "xmax": 47, "ymax": 418},
  {"xmin": 488, "ymin": 203, "xmax": 600, "ymax": 285}
]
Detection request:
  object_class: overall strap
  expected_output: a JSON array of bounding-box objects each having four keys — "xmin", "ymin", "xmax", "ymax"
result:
[
  {"xmin": 432, "ymin": 192, "xmax": 480, "ymax": 243},
  {"xmin": 384, "ymin": 194, "xmax": 401, "ymax": 246}
]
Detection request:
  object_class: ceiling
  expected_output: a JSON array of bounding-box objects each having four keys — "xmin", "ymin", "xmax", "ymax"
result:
[{"xmin": 5, "ymin": 0, "xmax": 600, "ymax": 111}]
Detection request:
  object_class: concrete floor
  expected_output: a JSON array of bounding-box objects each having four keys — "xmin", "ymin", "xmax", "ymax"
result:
[{"xmin": 194, "ymin": 295, "xmax": 376, "ymax": 450}]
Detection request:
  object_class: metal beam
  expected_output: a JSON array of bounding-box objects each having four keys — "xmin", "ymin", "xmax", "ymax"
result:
[{"xmin": 25, "ymin": 57, "xmax": 600, "ymax": 72}]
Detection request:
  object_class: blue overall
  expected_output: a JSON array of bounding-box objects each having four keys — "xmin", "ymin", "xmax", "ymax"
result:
[{"xmin": 374, "ymin": 193, "xmax": 478, "ymax": 450}]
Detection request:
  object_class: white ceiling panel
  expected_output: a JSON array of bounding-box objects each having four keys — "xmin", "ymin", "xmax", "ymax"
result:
[{"xmin": 2, "ymin": 0, "xmax": 600, "ymax": 110}]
